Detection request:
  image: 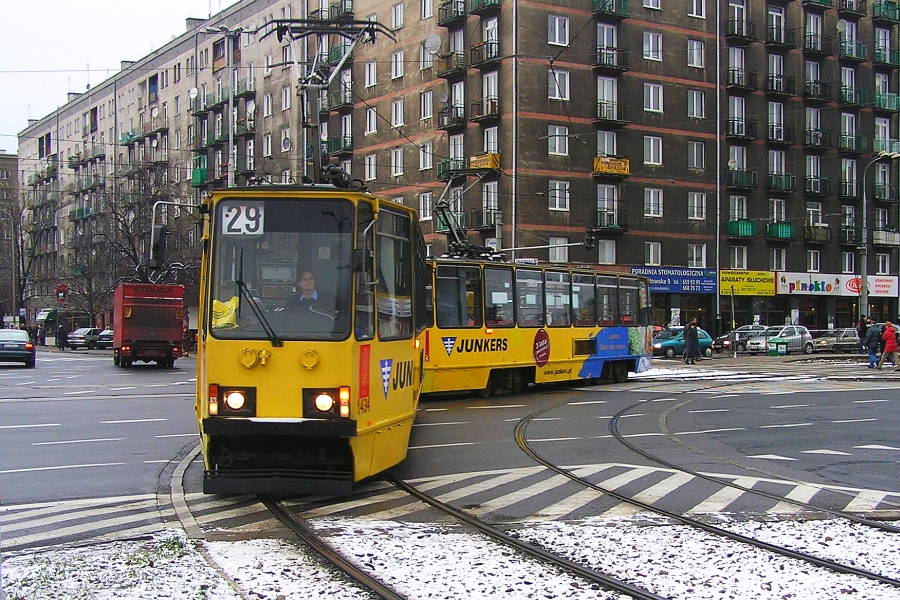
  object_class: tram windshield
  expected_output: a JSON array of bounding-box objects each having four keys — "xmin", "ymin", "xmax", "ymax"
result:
[{"xmin": 209, "ymin": 197, "xmax": 355, "ymax": 340}]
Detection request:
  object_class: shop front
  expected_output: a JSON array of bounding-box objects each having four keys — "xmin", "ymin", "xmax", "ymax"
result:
[
  {"xmin": 719, "ymin": 270, "xmax": 779, "ymax": 329},
  {"xmin": 631, "ymin": 266, "xmax": 717, "ymax": 330},
  {"xmin": 775, "ymin": 272, "xmax": 899, "ymax": 329}
]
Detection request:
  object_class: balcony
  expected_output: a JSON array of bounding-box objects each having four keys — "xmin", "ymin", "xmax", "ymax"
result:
[
  {"xmin": 767, "ymin": 173, "xmax": 796, "ymax": 193},
  {"xmin": 804, "ymin": 128, "xmax": 832, "ymax": 151},
  {"xmin": 839, "ymin": 226, "xmax": 862, "ymax": 245},
  {"xmin": 725, "ymin": 68, "xmax": 757, "ymax": 91},
  {"xmin": 725, "ymin": 219, "xmax": 757, "ymax": 239},
  {"xmin": 873, "ymin": 229, "xmax": 900, "ymax": 246},
  {"xmin": 767, "ymin": 124, "xmax": 795, "ymax": 145},
  {"xmin": 191, "ymin": 168, "xmax": 209, "ymax": 187},
  {"xmin": 839, "ymin": 134, "xmax": 867, "ymax": 153},
  {"xmin": 804, "ymin": 80, "xmax": 832, "ymax": 102},
  {"xmin": 804, "ymin": 224, "xmax": 832, "ymax": 244},
  {"xmin": 437, "ymin": 104, "xmax": 467, "ymax": 130},
  {"xmin": 436, "ymin": 52, "xmax": 467, "ymax": 78},
  {"xmin": 805, "ymin": 176, "xmax": 833, "ymax": 196},
  {"xmin": 766, "ymin": 221, "xmax": 797, "ymax": 241},
  {"xmin": 434, "ymin": 210, "xmax": 468, "ymax": 233},
  {"xmin": 436, "ymin": 158, "xmax": 467, "ymax": 181},
  {"xmin": 766, "ymin": 74, "xmax": 795, "ymax": 97},
  {"xmin": 235, "ymin": 156, "xmax": 255, "ymax": 175},
  {"xmin": 594, "ymin": 101, "xmax": 630, "ymax": 126},
  {"xmin": 468, "ymin": 209, "xmax": 502, "ymax": 229},
  {"xmin": 592, "ymin": 155, "xmax": 630, "ymax": 178},
  {"xmin": 874, "ymin": 0, "xmax": 900, "ymax": 23},
  {"xmin": 235, "ymin": 78, "xmax": 256, "ymax": 98},
  {"xmin": 437, "ymin": 0, "xmax": 466, "ymax": 26},
  {"xmin": 838, "ymin": 39, "xmax": 867, "ymax": 61},
  {"xmin": 874, "ymin": 46, "xmax": 900, "ymax": 68},
  {"xmin": 765, "ymin": 27, "xmax": 797, "ymax": 49},
  {"xmin": 328, "ymin": 43, "xmax": 354, "ymax": 66},
  {"xmin": 596, "ymin": 210, "xmax": 629, "ymax": 233},
  {"xmin": 838, "ymin": 0, "xmax": 868, "ymax": 16},
  {"xmin": 725, "ymin": 118, "xmax": 757, "ymax": 140},
  {"xmin": 234, "ymin": 119, "xmax": 255, "ymax": 137},
  {"xmin": 190, "ymin": 97, "xmax": 209, "ymax": 116},
  {"xmin": 726, "ymin": 169, "xmax": 759, "ymax": 190},
  {"xmin": 470, "ymin": 0, "xmax": 501, "ymax": 14},
  {"xmin": 329, "ymin": 87, "xmax": 354, "ymax": 110},
  {"xmin": 470, "ymin": 41, "xmax": 500, "ymax": 67},
  {"xmin": 593, "ymin": 46, "xmax": 629, "ymax": 72},
  {"xmin": 725, "ymin": 19, "xmax": 758, "ymax": 44},
  {"xmin": 329, "ymin": 0, "xmax": 354, "ymax": 19},
  {"xmin": 207, "ymin": 88, "xmax": 231, "ymax": 110},
  {"xmin": 840, "ymin": 179, "xmax": 863, "ymax": 199},
  {"xmin": 470, "ymin": 96, "xmax": 500, "ymax": 122},
  {"xmin": 875, "ymin": 184, "xmax": 900, "ymax": 203},
  {"xmin": 874, "ymin": 138, "xmax": 900, "ymax": 153},
  {"xmin": 592, "ymin": 0, "xmax": 629, "ymax": 19},
  {"xmin": 803, "ymin": 33, "xmax": 833, "ymax": 55},
  {"xmin": 874, "ymin": 93, "xmax": 900, "ymax": 113},
  {"xmin": 839, "ymin": 86, "xmax": 868, "ymax": 106},
  {"xmin": 326, "ymin": 136, "xmax": 353, "ymax": 155},
  {"xmin": 803, "ymin": 0, "xmax": 832, "ymax": 7}
]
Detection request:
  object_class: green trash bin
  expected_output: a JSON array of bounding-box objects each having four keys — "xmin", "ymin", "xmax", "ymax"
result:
[{"xmin": 768, "ymin": 338, "xmax": 788, "ymax": 356}]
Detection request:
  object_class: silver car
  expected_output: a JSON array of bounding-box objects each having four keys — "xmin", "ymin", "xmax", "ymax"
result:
[{"xmin": 746, "ymin": 325, "xmax": 814, "ymax": 355}]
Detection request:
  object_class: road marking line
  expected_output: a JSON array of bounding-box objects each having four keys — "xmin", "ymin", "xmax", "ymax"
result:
[
  {"xmin": 154, "ymin": 433, "xmax": 199, "ymax": 438},
  {"xmin": 833, "ymin": 418, "xmax": 877, "ymax": 423},
  {"xmin": 760, "ymin": 422, "xmax": 811, "ymax": 429},
  {"xmin": 63, "ymin": 390, "xmax": 96, "ymax": 395},
  {"xmin": 855, "ymin": 444, "xmax": 900, "ymax": 451},
  {"xmin": 0, "ymin": 423, "xmax": 59, "ymax": 429},
  {"xmin": 0, "ymin": 462, "xmax": 125, "ymax": 474},
  {"xmin": 100, "ymin": 418, "xmax": 167, "ymax": 424},
  {"xmin": 33, "ymin": 438, "xmax": 124, "ymax": 446},
  {"xmin": 802, "ymin": 449, "xmax": 852, "ymax": 455},
  {"xmin": 747, "ymin": 454, "xmax": 797, "ymax": 461}
]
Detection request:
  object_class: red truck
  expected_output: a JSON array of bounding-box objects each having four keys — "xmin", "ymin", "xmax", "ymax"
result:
[{"xmin": 113, "ymin": 283, "xmax": 185, "ymax": 368}]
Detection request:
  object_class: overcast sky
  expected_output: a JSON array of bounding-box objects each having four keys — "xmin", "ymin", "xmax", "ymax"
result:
[{"xmin": 0, "ymin": 0, "xmax": 239, "ymax": 154}]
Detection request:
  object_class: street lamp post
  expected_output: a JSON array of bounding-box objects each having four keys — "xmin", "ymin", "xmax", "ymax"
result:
[
  {"xmin": 203, "ymin": 26, "xmax": 243, "ymax": 188},
  {"xmin": 860, "ymin": 150, "xmax": 900, "ymax": 318}
]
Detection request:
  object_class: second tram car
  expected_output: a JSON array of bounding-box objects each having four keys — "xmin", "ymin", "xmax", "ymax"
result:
[
  {"xmin": 423, "ymin": 259, "xmax": 654, "ymax": 396},
  {"xmin": 195, "ymin": 184, "xmax": 427, "ymax": 495}
]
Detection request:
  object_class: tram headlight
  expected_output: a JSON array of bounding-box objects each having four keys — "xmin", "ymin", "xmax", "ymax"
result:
[
  {"xmin": 315, "ymin": 393, "xmax": 335, "ymax": 412},
  {"xmin": 225, "ymin": 391, "xmax": 246, "ymax": 411},
  {"xmin": 208, "ymin": 384, "xmax": 256, "ymax": 416},
  {"xmin": 304, "ymin": 387, "xmax": 352, "ymax": 419}
]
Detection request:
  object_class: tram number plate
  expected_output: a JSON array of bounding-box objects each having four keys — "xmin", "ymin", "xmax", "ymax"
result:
[
  {"xmin": 222, "ymin": 204, "xmax": 265, "ymax": 235},
  {"xmin": 358, "ymin": 397, "xmax": 371, "ymax": 414}
]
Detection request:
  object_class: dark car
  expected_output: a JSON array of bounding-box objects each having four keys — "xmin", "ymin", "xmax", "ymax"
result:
[
  {"xmin": 713, "ymin": 324, "xmax": 768, "ymax": 353},
  {"xmin": 67, "ymin": 327, "xmax": 101, "ymax": 350},
  {"xmin": 0, "ymin": 329, "xmax": 36, "ymax": 368},
  {"xmin": 96, "ymin": 329, "xmax": 114, "ymax": 349}
]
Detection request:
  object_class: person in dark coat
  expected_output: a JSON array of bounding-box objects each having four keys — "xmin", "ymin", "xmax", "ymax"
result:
[
  {"xmin": 865, "ymin": 321, "xmax": 882, "ymax": 368},
  {"xmin": 56, "ymin": 323, "xmax": 68, "ymax": 351},
  {"xmin": 857, "ymin": 316, "xmax": 869, "ymax": 353},
  {"xmin": 683, "ymin": 319, "xmax": 701, "ymax": 365}
]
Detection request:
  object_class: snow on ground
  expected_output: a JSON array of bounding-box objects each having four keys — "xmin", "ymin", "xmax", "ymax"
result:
[{"xmin": 4, "ymin": 516, "xmax": 900, "ymax": 599}]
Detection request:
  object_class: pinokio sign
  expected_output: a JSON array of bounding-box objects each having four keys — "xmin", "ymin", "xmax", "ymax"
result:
[{"xmin": 776, "ymin": 272, "xmax": 898, "ymax": 296}]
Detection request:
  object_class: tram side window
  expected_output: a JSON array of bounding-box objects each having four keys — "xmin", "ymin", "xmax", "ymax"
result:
[
  {"xmin": 435, "ymin": 266, "xmax": 483, "ymax": 328},
  {"xmin": 597, "ymin": 276, "xmax": 617, "ymax": 326},
  {"xmin": 638, "ymin": 279, "xmax": 653, "ymax": 326},
  {"xmin": 619, "ymin": 276, "xmax": 640, "ymax": 326},
  {"xmin": 572, "ymin": 273, "xmax": 596, "ymax": 327},
  {"xmin": 484, "ymin": 266, "xmax": 514, "ymax": 327},
  {"xmin": 545, "ymin": 271, "xmax": 571, "ymax": 327},
  {"xmin": 355, "ymin": 201, "xmax": 375, "ymax": 340},
  {"xmin": 516, "ymin": 269, "xmax": 545, "ymax": 328},
  {"xmin": 376, "ymin": 208, "xmax": 413, "ymax": 340}
]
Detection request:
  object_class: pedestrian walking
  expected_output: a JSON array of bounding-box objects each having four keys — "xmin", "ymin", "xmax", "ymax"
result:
[
  {"xmin": 877, "ymin": 321, "xmax": 900, "ymax": 370},
  {"xmin": 857, "ymin": 315, "xmax": 869, "ymax": 353},
  {"xmin": 56, "ymin": 323, "xmax": 68, "ymax": 351},
  {"xmin": 865, "ymin": 321, "xmax": 882, "ymax": 368},
  {"xmin": 683, "ymin": 319, "xmax": 701, "ymax": 365}
]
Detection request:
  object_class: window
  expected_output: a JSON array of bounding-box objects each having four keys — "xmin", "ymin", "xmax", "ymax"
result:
[
  {"xmin": 807, "ymin": 249, "xmax": 821, "ymax": 272},
  {"xmin": 598, "ymin": 239, "xmax": 616, "ymax": 265},
  {"xmin": 877, "ymin": 253, "xmax": 890, "ymax": 275},
  {"xmin": 419, "ymin": 192, "xmax": 433, "ymax": 220},
  {"xmin": 644, "ymin": 187, "xmax": 663, "ymax": 217},
  {"xmin": 365, "ymin": 61, "xmax": 377, "ymax": 87},
  {"xmin": 548, "ymin": 125, "xmax": 569, "ymax": 155},
  {"xmin": 392, "ymin": 2, "xmax": 404, "ymax": 28},
  {"xmin": 688, "ymin": 141, "xmax": 705, "ymax": 170},
  {"xmin": 688, "ymin": 192, "xmax": 706, "ymax": 219},
  {"xmin": 644, "ymin": 136, "xmax": 662, "ymax": 165},
  {"xmin": 548, "ymin": 16, "xmax": 569, "ymax": 46},
  {"xmin": 391, "ymin": 99, "xmax": 404, "ymax": 127},
  {"xmin": 282, "ymin": 45, "xmax": 293, "ymax": 68},
  {"xmin": 419, "ymin": 142, "xmax": 433, "ymax": 170},
  {"xmin": 484, "ymin": 126, "xmax": 499, "ymax": 154},
  {"xmin": 365, "ymin": 154, "xmax": 377, "ymax": 180},
  {"xmin": 842, "ymin": 251, "xmax": 855, "ymax": 274},
  {"xmin": 688, "ymin": 244, "xmax": 706, "ymax": 268},
  {"xmin": 263, "ymin": 132, "xmax": 272, "ymax": 157},
  {"xmin": 420, "ymin": 43, "xmax": 434, "ymax": 70},
  {"xmin": 645, "ymin": 241, "xmax": 662, "ymax": 266},
  {"xmin": 688, "ymin": 89, "xmax": 705, "ymax": 118},
  {"xmin": 644, "ymin": 83, "xmax": 663, "ymax": 112},
  {"xmin": 549, "ymin": 237, "xmax": 568, "ymax": 263},
  {"xmin": 548, "ymin": 180, "xmax": 570, "ymax": 211},
  {"xmin": 687, "ymin": 40, "xmax": 705, "ymax": 68},
  {"xmin": 281, "ymin": 86, "xmax": 291, "ymax": 110},
  {"xmin": 548, "ymin": 69, "xmax": 570, "ymax": 100},
  {"xmin": 643, "ymin": 32, "xmax": 662, "ymax": 61},
  {"xmin": 263, "ymin": 93, "xmax": 272, "ymax": 116},
  {"xmin": 422, "ymin": 0, "xmax": 433, "ymax": 19},
  {"xmin": 730, "ymin": 246, "xmax": 748, "ymax": 269},
  {"xmin": 391, "ymin": 148, "xmax": 404, "ymax": 176},
  {"xmin": 644, "ymin": 0, "xmax": 661, "ymax": 8},
  {"xmin": 770, "ymin": 247, "xmax": 786, "ymax": 271},
  {"xmin": 420, "ymin": 90, "xmax": 433, "ymax": 119},
  {"xmin": 688, "ymin": 0, "xmax": 705, "ymax": 18},
  {"xmin": 365, "ymin": 108, "xmax": 377, "ymax": 134},
  {"xmin": 391, "ymin": 50, "xmax": 404, "ymax": 79}
]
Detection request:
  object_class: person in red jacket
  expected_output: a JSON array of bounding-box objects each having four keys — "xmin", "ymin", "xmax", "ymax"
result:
[{"xmin": 877, "ymin": 321, "xmax": 900, "ymax": 370}]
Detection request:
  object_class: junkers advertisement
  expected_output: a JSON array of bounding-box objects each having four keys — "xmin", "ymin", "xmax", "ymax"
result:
[{"xmin": 776, "ymin": 272, "xmax": 899, "ymax": 296}]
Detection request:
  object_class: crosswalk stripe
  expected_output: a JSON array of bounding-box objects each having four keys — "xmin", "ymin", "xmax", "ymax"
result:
[
  {"xmin": 632, "ymin": 471, "xmax": 696, "ymax": 505},
  {"xmin": 687, "ymin": 476, "xmax": 758, "ymax": 514},
  {"xmin": 844, "ymin": 489, "xmax": 889, "ymax": 512}
]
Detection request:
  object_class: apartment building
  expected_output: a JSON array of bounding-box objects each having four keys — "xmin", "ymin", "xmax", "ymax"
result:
[{"xmin": 17, "ymin": 0, "xmax": 900, "ymax": 331}]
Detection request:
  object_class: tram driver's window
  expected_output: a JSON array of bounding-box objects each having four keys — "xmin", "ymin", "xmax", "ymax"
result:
[
  {"xmin": 516, "ymin": 269, "xmax": 545, "ymax": 328},
  {"xmin": 435, "ymin": 266, "xmax": 482, "ymax": 328}
]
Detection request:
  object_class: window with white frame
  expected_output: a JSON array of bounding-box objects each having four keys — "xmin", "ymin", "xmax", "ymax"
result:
[
  {"xmin": 549, "ymin": 236, "xmax": 568, "ymax": 263},
  {"xmin": 807, "ymin": 249, "xmax": 821, "ymax": 272},
  {"xmin": 365, "ymin": 61, "xmax": 377, "ymax": 87},
  {"xmin": 688, "ymin": 243, "xmax": 707, "ymax": 268},
  {"xmin": 422, "ymin": 0, "xmax": 433, "ymax": 19},
  {"xmin": 687, "ymin": 39, "xmax": 705, "ymax": 67},
  {"xmin": 730, "ymin": 245, "xmax": 748, "ymax": 269},
  {"xmin": 391, "ymin": 148, "xmax": 404, "ymax": 176},
  {"xmin": 770, "ymin": 247, "xmax": 786, "ymax": 271},
  {"xmin": 420, "ymin": 90, "xmax": 433, "ymax": 119},
  {"xmin": 688, "ymin": 89, "xmax": 705, "ymax": 118},
  {"xmin": 391, "ymin": 51, "xmax": 404, "ymax": 79},
  {"xmin": 688, "ymin": 0, "xmax": 705, "ymax": 18},
  {"xmin": 391, "ymin": 99, "xmax": 404, "ymax": 127},
  {"xmin": 644, "ymin": 0, "xmax": 661, "ymax": 8},
  {"xmin": 688, "ymin": 192, "xmax": 706, "ymax": 219},
  {"xmin": 548, "ymin": 125, "xmax": 569, "ymax": 155},
  {"xmin": 365, "ymin": 154, "xmax": 377, "ymax": 180},
  {"xmin": 598, "ymin": 239, "xmax": 616, "ymax": 264},
  {"xmin": 548, "ymin": 16, "xmax": 569, "ymax": 46},
  {"xmin": 263, "ymin": 93, "xmax": 272, "ymax": 116},
  {"xmin": 419, "ymin": 142, "xmax": 433, "ymax": 170},
  {"xmin": 483, "ymin": 180, "xmax": 499, "ymax": 212},
  {"xmin": 877, "ymin": 253, "xmax": 891, "ymax": 274},
  {"xmin": 688, "ymin": 140, "xmax": 705, "ymax": 169},
  {"xmin": 644, "ymin": 136, "xmax": 662, "ymax": 165},
  {"xmin": 365, "ymin": 107, "xmax": 377, "ymax": 134},
  {"xmin": 420, "ymin": 43, "xmax": 434, "ymax": 69},
  {"xmin": 645, "ymin": 241, "xmax": 662, "ymax": 266},
  {"xmin": 769, "ymin": 197, "xmax": 786, "ymax": 221},
  {"xmin": 730, "ymin": 195, "xmax": 748, "ymax": 219},
  {"xmin": 644, "ymin": 83, "xmax": 663, "ymax": 112},
  {"xmin": 419, "ymin": 192, "xmax": 433, "ymax": 219},
  {"xmin": 842, "ymin": 251, "xmax": 855, "ymax": 274},
  {"xmin": 644, "ymin": 187, "xmax": 663, "ymax": 217},
  {"xmin": 643, "ymin": 31, "xmax": 662, "ymax": 60},
  {"xmin": 548, "ymin": 69, "xmax": 570, "ymax": 100},
  {"xmin": 263, "ymin": 132, "xmax": 272, "ymax": 157},
  {"xmin": 392, "ymin": 3, "xmax": 404, "ymax": 28},
  {"xmin": 806, "ymin": 201, "xmax": 823, "ymax": 225},
  {"xmin": 281, "ymin": 127, "xmax": 291, "ymax": 153},
  {"xmin": 484, "ymin": 126, "xmax": 498, "ymax": 154},
  {"xmin": 281, "ymin": 86, "xmax": 291, "ymax": 110},
  {"xmin": 548, "ymin": 180, "xmax": 570, "ymax": 211}
]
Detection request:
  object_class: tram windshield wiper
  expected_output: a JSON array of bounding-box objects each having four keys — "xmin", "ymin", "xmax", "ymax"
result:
[{"xmin": 236, "ymin": 249, "xmax": 283, "ymax": 347}]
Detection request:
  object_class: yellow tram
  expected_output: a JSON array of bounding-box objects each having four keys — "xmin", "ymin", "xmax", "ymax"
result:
[
  {"xmin": 194, "ymin": 184, "xmax": 427, "ymax": 494},
  {"xmin": 423, "ymin": 259, "xmax": 654, "ymax": 396}
]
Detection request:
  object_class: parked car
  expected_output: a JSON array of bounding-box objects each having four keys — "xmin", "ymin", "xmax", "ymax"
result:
[
  {"xmin": 67, "ymin": 327, "xmax": 101, "ymax": 350},
  {"xmin": 812, "ymin": 328, "xmax": 861, "ymax": 353},
  {"xmin": 652, "ymin": 326, "xmax": 714, "ymax": 358},
  {"xmin": 746, "ymin": 325, "xmax": 814, "ymax": 355},
  {"xmin": 713, "ymin": 324, "xmax": 768, "ymax": 353},
  {"xmin": 0, "ymin": 329, "xmax": 36, "ymax": 368},
  {"xmin": 96, "ymin": 329, "xmax": 114, "ymax": 349}
]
